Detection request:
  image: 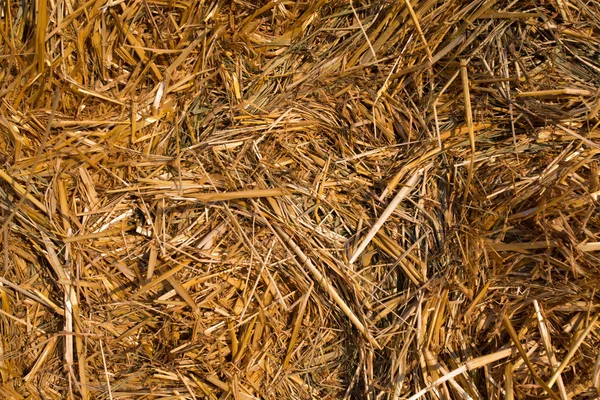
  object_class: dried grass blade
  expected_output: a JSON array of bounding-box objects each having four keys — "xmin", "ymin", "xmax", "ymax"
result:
[
  {"xmin": 36, "ymin": 0, "xmax": 47, "ymax": 73},
  {"xmin": 283, "ymin": 284, "xmax": 313, "ymax": 369},
  {"xmin": 502, "ymin": 315, "xmax": 561, "ymax": 400},
  {"xmin": 547, "ymin": 313, "xmax": 600, "ymax": 387},
  {"xmin": 182, "ymin": 188, "xmax": 288, "ymax": 202},
  {"xmin": 460, "ymin": 59, "xmax": 475, "ymax": 209},
  {"xmin": 350, "ymin": 169, "xmax": 423, "ymax": 264},
  {"xmin": 533, "ymin": 300, "xmax": 568, "ymax": 400}
]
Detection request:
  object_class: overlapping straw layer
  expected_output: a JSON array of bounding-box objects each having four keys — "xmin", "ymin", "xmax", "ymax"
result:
[{"xmin": 1, "ymin": 0, "xmax": 599, "ymax": 398}]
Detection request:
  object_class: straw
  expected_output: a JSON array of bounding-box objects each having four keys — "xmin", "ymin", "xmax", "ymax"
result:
[{"xmin": 1, "ymin": 0, "xmax": 600, "ymax": 398}]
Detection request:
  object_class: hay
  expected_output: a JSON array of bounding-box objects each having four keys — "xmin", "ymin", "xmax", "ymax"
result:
[{"xmin": 1, "ymin": 0, "xmax": 599, "ymax": 398}]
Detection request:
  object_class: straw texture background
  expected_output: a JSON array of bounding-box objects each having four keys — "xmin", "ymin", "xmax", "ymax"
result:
[{"xmin": 0, "ymin": 0, "xmax": 599, "ymax": 398}]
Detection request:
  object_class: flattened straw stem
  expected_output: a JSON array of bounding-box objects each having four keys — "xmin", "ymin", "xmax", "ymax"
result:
[
  {"xmin": 36, "ymin": 0, "xmax": 47, "ymax": 73},
  {"xmin": 424, "ymin": 349, "xmax": 472, "ymax": 399},
  {"xmin": 464, "ymin": 281, "xmax": 491, "ymax": 320},
  {"xmin": 593, "ymin": 350, "xmax": 600, "ymax": 392},
  {"xmin": 505, "ymin": 363, "xmax": 514, "ymax": 400},
  {"xmin": 99, "ymin": 340, "xmax": 114, "ymax": 400},
  {"xmin": 185, "ymin": 188, "xmax": 288, "ymax": 202},
  {"xmin": 533, "ymin": 300, "xmax": 568, "ymax": 400},
  {"xmin": 24, "ymin": 337, "xmax": 58, "ymax": 382},
  {"xmin": 460, "ymin": 60, "xmax": 475, "ymax": 154},
  {"xmin": 547, "ymin": 312, "xmax": 599, "ymax": 387},
  {"xmin": 283, "ymin": 283, "xmax": 313, "ymax": 369},
  {"xmin": 274, "ymin": 225, "xmax": 380, "ymax": 349},
  {"xmin": 516, "ymin": 88, "xmax": 593, "ymax": 97},
  {"xmin": 406, "ymin": 348, "xmax": 513, "ymax": 400},
  {"xmin": 349, "ymin": 169, "xmax": 423, "ymax": 264},
  {"xmin": 556, "ymin": 124, "xmax": 600, "ymax": 150},
  {"xmin": 502, "ymin": 315, "xmax": 561, "ymax": 400},
  {"xmin": 460, "ymin": 59, "xmax": 475, "ymax": 210},
  {"xmin": 404, "ymin": 0, "xmax": 433, "ymax": 62},
  {"xmin": 0, "ymin": 169, "xmax": 47, "ymax": 213},
  {"xmin": 0, "ymin": 276, "xmax": 63, "ymax": 314},
  {"xmin": 433, "ymin": 104, "xmax": 442, "ymax": 148}
]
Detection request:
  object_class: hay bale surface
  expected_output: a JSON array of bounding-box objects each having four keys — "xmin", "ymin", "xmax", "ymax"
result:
[{"xmin": 1, "ymin": 0, "xmax": 599, "ymax": 398}]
